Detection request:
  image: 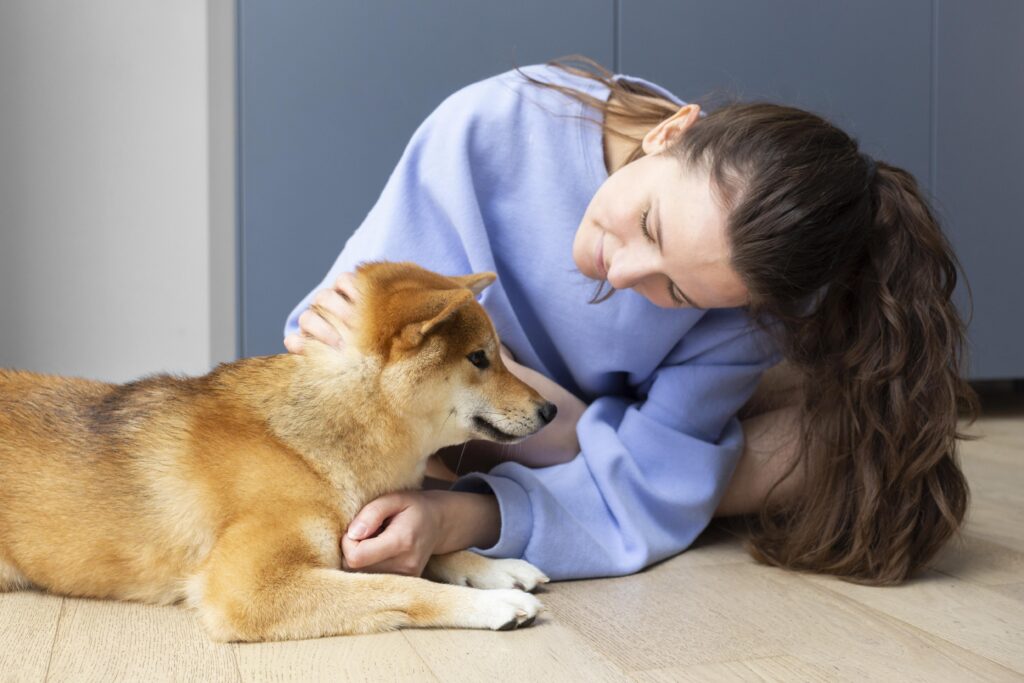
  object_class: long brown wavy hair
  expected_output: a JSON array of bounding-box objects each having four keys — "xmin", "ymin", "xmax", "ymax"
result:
[{"xmin": 520, "ymin": 55, "xmax": 980, "ymax": 585}]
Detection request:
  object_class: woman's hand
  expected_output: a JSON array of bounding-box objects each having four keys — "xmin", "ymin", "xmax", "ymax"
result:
[
  {"xmin": 342, "ymin": 490, "xmax": 445, "ymax": 577},
  {"xmin": 284, "ymin": 272, "xmax": 359, "ymax": 354},
  {"xmin": 342, "ymin": 490, "xmax": 501, "ymax": 576}
]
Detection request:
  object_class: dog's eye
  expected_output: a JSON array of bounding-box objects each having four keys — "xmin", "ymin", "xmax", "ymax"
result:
[{"xmin": 466, "ymin": 350, "xmax": 489, "ymax": 369}]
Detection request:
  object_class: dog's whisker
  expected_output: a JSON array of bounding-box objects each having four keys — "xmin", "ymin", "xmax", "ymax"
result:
[
  {"xmin": 433, "ymin": 408, "xmax": 457, "ymax": 458},
  {"xmin": 455, "ymin": 441, "xmax": 468, "ymax": 476}
]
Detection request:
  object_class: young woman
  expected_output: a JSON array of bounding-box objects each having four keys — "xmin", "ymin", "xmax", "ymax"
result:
[{"xmin": 283, "ymin": 56, "xmax": 978, "ymax": 586}]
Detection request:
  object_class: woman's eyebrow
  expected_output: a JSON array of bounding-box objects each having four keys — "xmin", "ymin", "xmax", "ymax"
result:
[{"xmin": 655, "ymin": 200, "xmax": 703, "ymax": 308}]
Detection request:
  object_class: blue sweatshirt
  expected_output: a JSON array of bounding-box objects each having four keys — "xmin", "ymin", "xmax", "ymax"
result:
[{"xmin": 284, "ymin": 64, "xmax": 782, "ymax": 580}]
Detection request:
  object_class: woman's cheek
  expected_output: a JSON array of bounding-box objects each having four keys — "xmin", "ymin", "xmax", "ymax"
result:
[
  {"xmin": 573, "ymin": 233, "xmax": 596, "ymax": 276},
  {"xmin": 638, "ymin": 284, "xmax": 674, "ymax": 309}
]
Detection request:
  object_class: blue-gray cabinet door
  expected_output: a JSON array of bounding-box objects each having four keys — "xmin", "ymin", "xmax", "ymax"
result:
[
  {"xmin": 618, "ymin": 0, "xmax": 1021, "ymax": 379},
  {"xmin": 934, "ymin": 0, "xmax": 1023, "ymax": 380},
  {"xmin": 239, "ymin": 1, "xmax": 613, "ymax": 358},
  {"xmin": 240, "ymin": 0, "xmax": 1021, "ymax": 379}
]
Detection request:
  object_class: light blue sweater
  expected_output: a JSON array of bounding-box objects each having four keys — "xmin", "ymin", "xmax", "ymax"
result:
[{"xmin": 285, "ymin": 64, "xmax": 782, "ymax": 580}]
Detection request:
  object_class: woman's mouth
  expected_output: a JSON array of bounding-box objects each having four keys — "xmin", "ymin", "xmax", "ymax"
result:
[{"xmin": 594, "ymin": 233, "xmax": 607, "ymax": 279}]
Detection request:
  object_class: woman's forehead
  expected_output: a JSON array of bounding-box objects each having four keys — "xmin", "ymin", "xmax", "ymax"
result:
[{"xmin": 654, "ymin": 159, "xmax": 748, "ymax": 307}]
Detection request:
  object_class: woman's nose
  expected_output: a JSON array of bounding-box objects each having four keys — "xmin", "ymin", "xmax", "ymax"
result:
[{"xmin": 606, "ymin": 249, "xmax": 649, "ymax": 290}]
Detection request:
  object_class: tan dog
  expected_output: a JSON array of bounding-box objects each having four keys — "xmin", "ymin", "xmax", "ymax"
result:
[{"xmin": 0, "ymin": 262, "xmax": 556, "ymax": 642}]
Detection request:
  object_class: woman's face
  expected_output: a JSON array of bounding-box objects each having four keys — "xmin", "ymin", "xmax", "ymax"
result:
[{"xmin": 572, "ymin": 107, "xmax": 750, "ymax": 310}]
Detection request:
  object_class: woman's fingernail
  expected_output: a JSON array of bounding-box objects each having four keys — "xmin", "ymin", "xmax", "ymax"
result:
[{"xmin": 348, "ymin": 522, "xmax": 368, "ymax": 540}]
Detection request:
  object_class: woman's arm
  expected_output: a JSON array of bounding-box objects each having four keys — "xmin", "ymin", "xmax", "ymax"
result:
[
  {"xmin": 448, "ymin": 308, "xmax": 783, "ymax": 580},
  {"xmin": 436, "ymin": 491, "xmax": 501, "ymax": 553}
]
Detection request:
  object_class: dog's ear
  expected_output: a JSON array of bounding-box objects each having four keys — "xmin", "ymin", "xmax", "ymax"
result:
[
  {"xmin": 448, "ymin": 271, "xmax": 496, "ymax": 297},
  {"xmin": 397, "ymin": 288, "xmax": 475, "ymax": 349}
]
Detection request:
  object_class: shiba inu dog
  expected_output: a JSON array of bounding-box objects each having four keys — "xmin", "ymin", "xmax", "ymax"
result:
[{"xmin": 0, "ymin": 262, "xmax": 556, "ymax": 642}]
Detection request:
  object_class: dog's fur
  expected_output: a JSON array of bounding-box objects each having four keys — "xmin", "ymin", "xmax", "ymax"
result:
[{"xmin": 0, "ymin": 262, "xmax": 555, "ymax": 641}]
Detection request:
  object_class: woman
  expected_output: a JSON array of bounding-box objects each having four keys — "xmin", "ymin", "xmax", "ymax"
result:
[{"xmin": 283, "ymin": 56, "xmax": 978, "ymax": 585}]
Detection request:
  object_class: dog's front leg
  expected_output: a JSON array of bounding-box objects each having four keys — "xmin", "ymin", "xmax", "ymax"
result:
[
  {"xmin": 424, "ymin": 550, "xmax": 549, "ymax": 591},
  {"xmin": 189, "ymin": 521, "xmax": 543, "ymax": 642}
]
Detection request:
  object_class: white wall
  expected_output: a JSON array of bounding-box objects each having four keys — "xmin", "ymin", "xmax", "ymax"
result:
[{"xmin": 0, "ymin": 0, "xmax": 235, "ymax": 383}]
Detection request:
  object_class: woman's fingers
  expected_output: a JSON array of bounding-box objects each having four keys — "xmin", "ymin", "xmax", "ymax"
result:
[
  {"xmin": 283, "ymin": 333, "xmax": 305, "ymax": 354},
  {"xmin": 347, "ymin": 493, "xmax": 407, "ymax": 540},
  {"xmin": 289, "ymin": 272, "xmax": 362, "ymax": 352},
  {"xmin": 314, "ymin": 288, "xmax": 356, "ymax": 330},
  {"xmin": 298, "ymin": 308, "xmax": 342, "ymax": 348},
  {"xmin": 342, "ymin": 494, "xmax": 417, "ymax": 571},
  {"xmin": 333, "ymin": 271, "xmax": 359, "ymax": 304},
  {"xmin": 342, "ymin": 528, "xmax": 413, "ymax": 571}
]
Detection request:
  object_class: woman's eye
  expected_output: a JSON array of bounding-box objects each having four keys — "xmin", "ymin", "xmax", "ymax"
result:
[
  {"xmin": 668, "ymin": 282, "xmax": 686, "ymax": 305},
  {"xmin": 466, "ymin": 350, "xmax": 489, "ymax": 369},
  {"xmin": 640, "ymin": 207, "xmax": 654, "ymax": 243}
]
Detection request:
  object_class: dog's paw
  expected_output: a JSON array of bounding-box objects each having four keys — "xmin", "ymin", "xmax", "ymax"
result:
[
  {"xmin": 470, "ymin": 588, "xmax": 543, "ymax": 631},
  {"xmin": 460, "ymin": 558, "xmax": 550, "ymax": 592},
  {"xmin": 426, "ymin": 552, "xmax": 550, "ymax": 592}
]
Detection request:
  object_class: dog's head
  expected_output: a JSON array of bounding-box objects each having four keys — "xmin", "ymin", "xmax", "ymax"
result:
[{"xmin": 315, "ymin": 261, "xmax": 556, "ymax": 448}]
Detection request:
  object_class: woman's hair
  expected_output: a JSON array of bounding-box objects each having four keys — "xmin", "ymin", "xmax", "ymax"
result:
[{"xmin": 519, "ymin": 55, "xmax": 980, "ymax": 585}]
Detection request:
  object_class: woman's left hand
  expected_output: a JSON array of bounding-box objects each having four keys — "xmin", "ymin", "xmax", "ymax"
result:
[{"xmin": 341, "ymin": 490, "xmax": 444, "ymax": 577}]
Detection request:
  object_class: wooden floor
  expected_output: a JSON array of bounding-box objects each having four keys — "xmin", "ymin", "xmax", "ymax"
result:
[{"xmin": 2, "ymin": 389, "xmax": 1022, "ymax": 682}]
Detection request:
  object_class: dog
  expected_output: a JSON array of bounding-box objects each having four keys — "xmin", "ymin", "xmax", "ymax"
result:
[{"xmin": 0, "ymin": 261, "xmax": 556, "ymax": 642}]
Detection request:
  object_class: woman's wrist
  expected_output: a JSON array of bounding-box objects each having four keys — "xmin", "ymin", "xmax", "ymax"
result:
[{"xmin": 428, "ymin": 489, "xmax": 500, "ymax": 554}]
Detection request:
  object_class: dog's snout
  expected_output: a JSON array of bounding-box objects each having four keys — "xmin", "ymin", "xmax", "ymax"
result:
[{"xmin": 537, "ymin": 401, "xmax": 557, "ymax": 424}]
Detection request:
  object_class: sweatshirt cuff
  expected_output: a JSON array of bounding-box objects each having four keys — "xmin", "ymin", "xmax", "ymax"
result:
[{"xmin": 450, "ymin": 472, "xmax": 532, "ymax": 560}]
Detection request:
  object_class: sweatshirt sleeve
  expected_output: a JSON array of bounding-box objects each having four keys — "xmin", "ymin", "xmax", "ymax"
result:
[
  {"xmin": 452, "ymin": 307, "xmax": 783, "ymax": 580},
  {"xmin": 282, "ymin": 83, "xmax": 498, "ymax": 339}
]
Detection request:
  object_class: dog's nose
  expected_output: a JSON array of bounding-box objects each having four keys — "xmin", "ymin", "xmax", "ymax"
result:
[{"xmin": 537, "ymin": 401, "xmax": 557, "ymax": 424}]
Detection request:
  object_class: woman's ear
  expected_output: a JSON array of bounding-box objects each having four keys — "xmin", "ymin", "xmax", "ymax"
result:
[{"xmin": 642, "ymin": 104, "xmax": 701, "ymax": 156}]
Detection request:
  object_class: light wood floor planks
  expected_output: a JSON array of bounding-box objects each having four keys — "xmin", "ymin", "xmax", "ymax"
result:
[{"xmin": 1, "ymin": 390, "xmax": 1022, "ymax": 682}]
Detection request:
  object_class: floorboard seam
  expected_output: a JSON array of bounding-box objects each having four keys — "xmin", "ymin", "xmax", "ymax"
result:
[
  {"xmin": 228, "ymin": 642, "xmax": 244, "ymax": 682},
  {"xmin": 400, "ymin": 631, "xmax": 445, "ymax": 683},
  {"xmin": 41, "ymin": 596, "xmax": 65, "ymax": 683}
]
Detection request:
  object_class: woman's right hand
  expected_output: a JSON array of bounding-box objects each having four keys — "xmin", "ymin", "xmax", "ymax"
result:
[{"xmin": 284, "ymin": 272, "xmax": 360, "ymax": 354}]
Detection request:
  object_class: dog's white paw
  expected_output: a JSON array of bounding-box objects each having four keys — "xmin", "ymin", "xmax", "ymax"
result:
[
  {"xmin": 460, "ymin": 558, "xmax": 550, "ymax": 592},
  {"xmin": 426, "ymin": 552, "xmax": 551, "ymax": 592},
  {"xmin": 468, "ymin": 588, "xmax": 543, "ymax": 631}
]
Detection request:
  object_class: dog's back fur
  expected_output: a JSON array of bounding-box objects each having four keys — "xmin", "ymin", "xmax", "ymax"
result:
[{"xmin": 0, "ymin": 262, "xmax": 552, "ymax": 640}]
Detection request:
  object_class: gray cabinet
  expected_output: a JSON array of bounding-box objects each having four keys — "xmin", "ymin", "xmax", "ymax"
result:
[
  {"xmin": 617, "ymin": 0, "xmax": 1022, "ymax": 380},
  {"xmin": 239, "ymin": 1, "xmax": 613, "ymax": 358},
  {"xmin": 239, "ymin": 0, "xmax": 1022, "ymax": 379},
  {"xmin": 934, "ymin": 0, "xmax": 1023, "ymax": 380}
]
